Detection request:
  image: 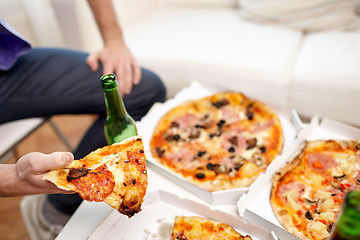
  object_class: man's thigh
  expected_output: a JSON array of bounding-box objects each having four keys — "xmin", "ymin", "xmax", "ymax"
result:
[
  {"xmin": 0, "ymin": 48, "xmax": 105, "ymax": 123},
  {"xmin": 0, "ymin": 48, "xmax": 166, "ymax": 124}
]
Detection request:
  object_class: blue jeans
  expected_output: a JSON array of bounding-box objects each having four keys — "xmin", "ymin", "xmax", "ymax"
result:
[{"xmin": 0, "ymin": 48, "xmax": 166, "ymax": 214}]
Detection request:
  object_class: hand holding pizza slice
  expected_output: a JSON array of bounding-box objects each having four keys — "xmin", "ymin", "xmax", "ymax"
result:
[{"xmin": 43, "ymin": 136, "xmax": 147, "ymax": 218}]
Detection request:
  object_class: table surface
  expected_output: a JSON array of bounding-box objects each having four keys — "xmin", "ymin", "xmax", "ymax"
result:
[{"xmin": 56, "ymin": 166, "xmax": 238, "ymax": 240}]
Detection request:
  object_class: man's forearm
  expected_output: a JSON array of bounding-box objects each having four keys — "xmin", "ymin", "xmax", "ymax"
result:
[
  {"xmin": 87, "ymin": 0, "xmax": 125, "ymax": 45},
  {"xmin": 0, "ymin": 164, "xmax": 18, "ymax": 197}
]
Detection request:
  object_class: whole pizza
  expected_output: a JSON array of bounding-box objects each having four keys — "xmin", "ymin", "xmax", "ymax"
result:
[
  {"xmin": 150, "ymin": 92, "xmax": 284, "ymax": 191},
  {"xmin": 270, "ymin": 140, "xmax": 360, "ymax": 240}
]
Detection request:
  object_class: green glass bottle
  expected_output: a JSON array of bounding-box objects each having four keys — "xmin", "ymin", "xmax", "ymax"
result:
[
  {"xmin": 101, "ymin": 74, "xmax": 137, "ymax": 145},
  {"xmin": 328, "ymin": 191, "xmax": 360, "ymax": 240}
]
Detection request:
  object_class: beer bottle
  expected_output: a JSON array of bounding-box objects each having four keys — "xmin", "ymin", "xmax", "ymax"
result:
[
  {"xmin": 328, "ymin": 191, "xmax": 360, "ymax": 240},
  {"xmin": 101, "ymin": 74, "xmax": 137, "ymax": 145}
]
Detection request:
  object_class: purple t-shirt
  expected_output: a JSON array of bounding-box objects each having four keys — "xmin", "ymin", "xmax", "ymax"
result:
[{"xmin": 0, "ymin": 18, "xmax": 32, "ymax": 71}]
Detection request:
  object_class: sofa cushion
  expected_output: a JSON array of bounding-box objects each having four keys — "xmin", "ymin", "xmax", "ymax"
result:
[
  {"xmin": 239, "ymin": 0, "xmax": 357, "ymax": 32},
  {"xmin": 124, "ymin": 8, "xmax": 302, "ymax": 107},
  {"xmin": 290, "ymin": 29, "xmax": 360, "ymax": 126}
]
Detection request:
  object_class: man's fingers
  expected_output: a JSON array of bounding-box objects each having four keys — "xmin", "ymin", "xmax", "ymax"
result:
[
  {"xmin": 123, "ymin": 63, "xmax": 132, "ymax": 95},
  {"xmin": 132, "ymin": 61, "xmax": 141, "ymax": 86},
  {"xmin": 116, "ymin": 64, "xmax": 126, "ymax": 95},
  {"xmin": 36, "ymin": 152, "xmax": 73, "ymax": 173},
  {"xmin": 86, "ymin": 54, "xmax": 99, "ymax": 72}
]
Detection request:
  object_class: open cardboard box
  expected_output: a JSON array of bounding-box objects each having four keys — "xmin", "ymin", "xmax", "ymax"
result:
[
  {"xmin": 136, "ymin": 81, "xmax": 302, "ymax": 204},
  {"xmin": 88, "ymin": 190, "xmax": 279, "ymax": 240},
  {"xmin": 236, "ymin": 116, "xmax": 360, "ymax": 239}
]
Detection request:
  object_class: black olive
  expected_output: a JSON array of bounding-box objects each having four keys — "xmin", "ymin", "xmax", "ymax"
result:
[
  {"xmin": 260, "ymin": 146, "xmax": 266, "ymax": 153},
  {"xmin": 234, "ymin": 163, "xmax": 243, "ymax": 171},
  {"xmin": 198, "ymin": 151, "xmax": 206, "ymax": 157},
  {"xmin": 327, "ymin": 223, "xmax": 333, "ymax": 233},
  {"xmin": 305, "ymin": 211, "xmax": 313, "ymax": 220},
  {"xmin": 228, "ymin": 147, "xmax": 235, "ymax": 152},
  {"xmin": 217, "ymin": 120, "xmax": 225, "ymax": 128},
  {"xmin": 246, "ymin": 111, "xmax": 254, "ymax": 120},
  {"xmin": 206, "ymin": 163, "xmax": 214, "ymax": 170},
  {"xmin": 195, "ymin": 173, "xmax": 205, "ymax": 179}
]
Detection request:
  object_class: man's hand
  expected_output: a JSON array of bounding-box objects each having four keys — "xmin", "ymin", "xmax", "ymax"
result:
[
  {"xmin": 0, "ymin": 152, "xmax": 75, "ymax": 197},
  {"xmin": 86, "ymin": 0, "xmax": 141, "ymax": 96},
  {"xmin": 86, "ymin": 40, "xmax": 141, "ymax": 96}
]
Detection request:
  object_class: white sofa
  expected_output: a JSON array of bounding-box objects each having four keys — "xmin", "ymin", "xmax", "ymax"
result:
[{"xmin": 2, "ymin": 0, "xmax": 360, "ymax": 127}]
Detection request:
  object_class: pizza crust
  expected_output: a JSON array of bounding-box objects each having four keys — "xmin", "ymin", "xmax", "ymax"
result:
[{"xmin": 270, "ymin": 142, "xmax": 308, "ymax": 239}]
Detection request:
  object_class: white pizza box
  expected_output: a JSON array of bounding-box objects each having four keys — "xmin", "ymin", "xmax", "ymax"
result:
[
  {"xmin": 88, "ymin": 190, "xmax": 279, "ymax": 240},
  {"xmin": 136, "ymin": 81, "xmax": 302, "ymax": 205},
  {"xmin": 236, "ymin": 116, "xmax": 360, "ymax": 239}
]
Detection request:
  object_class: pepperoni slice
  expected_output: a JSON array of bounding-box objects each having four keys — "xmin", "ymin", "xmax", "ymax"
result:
[{"xmin": 69, "ymin": 165, "xmax": 115, "ymax": 202}]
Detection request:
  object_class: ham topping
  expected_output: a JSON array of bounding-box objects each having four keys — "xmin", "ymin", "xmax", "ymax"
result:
[
  {"xmin": 221, "ymin": 132, "xmax": 246, "ymax": 154},
  {"xmin": 307, "ymin": 153, "xmax": 338, "ymax": 170},
  {"xmin": 174, "ymin": 114, "xmax": 201, "ymax": 129},
  {"xmin": 278, "ymin": 182, "xmax": 305, "ymax": 202},
  {"xmin": 221, "ymin": 106, "xmax": 240, "ymax": 124}
]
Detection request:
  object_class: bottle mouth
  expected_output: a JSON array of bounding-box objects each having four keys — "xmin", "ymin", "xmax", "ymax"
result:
[{"xmin": 101, "ymin": 74, "xmax": 118, "ymax": 90}]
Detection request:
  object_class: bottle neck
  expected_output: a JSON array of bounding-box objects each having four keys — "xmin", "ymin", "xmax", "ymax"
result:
[{"xmin": 104, "ymin": 86, "xmax": 127, "ymax": 118}]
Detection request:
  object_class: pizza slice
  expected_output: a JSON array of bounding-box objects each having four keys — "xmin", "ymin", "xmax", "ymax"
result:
[
  {"xmin": 43, "ymin": 135, "xmax": 147, "ymax": 218},
  {"xmin": 171, "ymin": 216, "xmax": 253, "ymax": 240}
]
